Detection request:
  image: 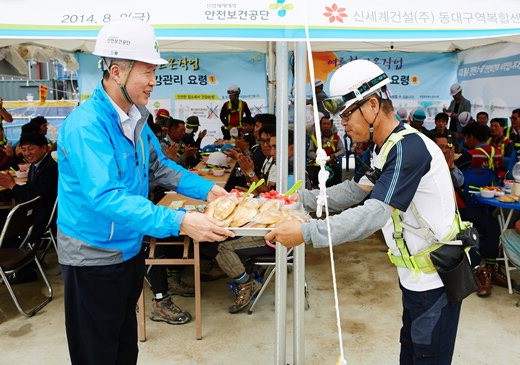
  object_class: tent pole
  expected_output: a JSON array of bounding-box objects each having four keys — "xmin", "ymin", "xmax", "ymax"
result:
[
  {"xmin": 274, "ymin": 40, "xmax": 289, "ymax": 365},
  {"xmin": 293, "ymin": 41, "xmax": 307, "ymax": 365},
  {"xmin": 268, "ymin": 42, "xmax": 276, "ymax": 114}
]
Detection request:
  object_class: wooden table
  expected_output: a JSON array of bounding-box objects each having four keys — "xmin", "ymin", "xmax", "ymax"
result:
[
  {"xmin": 194, "ymin": 158, "xmax": 237, "ymax": 188},
  {"xmin": 137, "ymin": 165, "xmax": 236, "ymax": 341}
]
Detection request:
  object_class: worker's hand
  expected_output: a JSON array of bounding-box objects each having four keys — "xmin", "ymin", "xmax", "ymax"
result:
[
  {"xmin": 237, "ymin": 154, "xmax": 254, "ymax": 174},
  {"xmin": 234, "ymin": 137, "xmax": 250, "ymax": 153},
  {"xmin": 264, "ymin": 220, "xmax": 304, "ymax": 248},
  {"xmin": 183, "ymin": 146, "xmax": 198, "ymax": 158},
  {"xmin": 180, "ymin": 211, "xmax": 235, "ymax": 242},
  {"xmin": 445, "ymin": 146, "xmax": 455, "ymax": 169},
  {"xmin": 206, "ymin": 184, "xmax": 227, "ymax": 202},
  {"xmin": 0, "ymin": 171, "xmax": 15, "ymax": 189},
  {"xmin": 198, "ymin": 129, "xmax": 208, "ymax": 139},
  {"xmin": 164, "ymin": 143, "xmax": 178, "ymax": 160},
  {"xmin": 224, "ymin": 148, "xmax": 241, "ymax": 160},
  {"xmin": 5, "ymin": 142, "xmax": 13, "ymax": 157}
]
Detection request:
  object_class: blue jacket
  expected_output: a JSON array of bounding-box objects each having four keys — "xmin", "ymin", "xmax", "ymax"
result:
[{"xmin": 57, "ymin": 82, "xmax": 213, "ymax": 266}]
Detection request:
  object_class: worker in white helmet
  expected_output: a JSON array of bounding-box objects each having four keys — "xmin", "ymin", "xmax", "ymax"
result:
[
  {"xmin": 306, "ymin": 78, "xmax": 330, "ymax": 117},
  {"xmin": 267, "ymin": 60, "xmax": 467, "ymax": 364},
  {"xmin": 219, "ymin": 84, "xmax": 251, "ymax": 140},
  {"xmin": 57, "ymin": 20, "xmax": 233, "ymax": 365}
]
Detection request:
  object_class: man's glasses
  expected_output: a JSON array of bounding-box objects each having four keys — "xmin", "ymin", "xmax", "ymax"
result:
[
  {"xmin": 339, "ymin": 100, "xmax": 368, "ymax": 121},
  {"xmin": 258, "ymin": 138, "xmax": 271, "ymax": 145}
]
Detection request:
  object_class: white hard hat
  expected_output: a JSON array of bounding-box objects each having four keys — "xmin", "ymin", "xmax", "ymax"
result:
[
  {"xmin": 314, "ymin": 79, "xmax": 324, "ymax": 87},
  {"xmin": 227, "ymin": 85, "xmax": 241, "ymax": 95},
  {"xmin": 206, "ymin": 151, "xmax": 228, "ymax": 167},
  {"xmin": 93, "ymin": 20, "xmax": 167, "ymax": 65},
  {"xmin": 324, "ymin": 60, "xmax": 390, "ymax": 116},
  {"xmin": 458, "ymin": 111, "xmax": 472, "ymax": 127},
  {"xmin": 450, "ymin": 83, "xmax": 462, "ymax": 96}
]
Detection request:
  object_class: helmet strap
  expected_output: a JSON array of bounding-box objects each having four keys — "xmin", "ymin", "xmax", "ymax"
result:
[
  {"xmin": 117, "ymin": 60, "xmax": 135, "ymax": 105},
  {"xmin": 360, "ymin": 96, "xmax": 381, "ymax": 143}
]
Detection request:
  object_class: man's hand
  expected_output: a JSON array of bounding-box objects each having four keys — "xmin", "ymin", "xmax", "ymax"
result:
[
  {"xmin": 445, "ymin": 146, "xmax": 455, "ymax": 169},
  {"xmin": 182, "ymin": 146, "xmax": 198, "ymax": 158},
  {"xmin": 234, "ymin": 137, "xmax": 250, "ymax": 153},
  {"xmin": 264, "ymin": 220, "xmax": 304, "ymax": 248},
  {"xmin": 224, "ymin": 148, "xmax": 241, "ymax": 160},
  {"xmin": 180, "ymin": 211, "xmax": 235, "ymax": 242},
  {"xmin": 164, "ymin": 143, "xmax": 179, "ymax": 160},
  {"xmin": 5, "ymin": 142, "xmax": 13, "ymax": 157},
  {"xmin": 237, "ymin": 154, "xmax": 254, "ymax": 175},
  {"xmin": 206, "ymin": 184, "xmax": 227, "ymax": 202},
  {"xmin": 198, "ymin": 129, "xmax": 208, "ymax": 139},
  {"xmin": 0, "ymin": 171, "xmax": 16, "ymax": 189}
]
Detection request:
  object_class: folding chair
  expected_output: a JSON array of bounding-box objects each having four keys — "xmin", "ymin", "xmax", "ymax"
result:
[
  {"xmin": 0, "ymin": 197, "xmax": 53, "ymax": 317},
  {"xmin": 35, "ymin": 198, "xmax": 57, "ymax": 261},
  {"xmin": 247, "ymin": 247, "xmax": 309, "ymax": 315}
]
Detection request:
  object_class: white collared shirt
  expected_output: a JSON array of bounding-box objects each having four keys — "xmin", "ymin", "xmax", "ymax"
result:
[{"xmin": 107, "ymin": 96, "xmax": 140, "ymax": 144}]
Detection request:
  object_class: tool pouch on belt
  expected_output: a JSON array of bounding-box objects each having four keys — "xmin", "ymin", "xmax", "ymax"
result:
[
  {"xmin": 390, "ymin": 205, "xmax": 478, "ymax": 304},
  {"xmin": 429, "ymin": 243, "xmax": 478, "ymax": 303}
]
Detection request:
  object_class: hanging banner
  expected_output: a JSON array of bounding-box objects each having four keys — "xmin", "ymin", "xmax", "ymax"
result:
[
  {"xmin": 457, "ymin": 42, "xmax": 520, "ymax": 120},
  {"xmin": 2, "ymin": 0, "xmax": 520, "ymax": 42},
  {"xmin": 297, "ymin": 51, "xmax": 457, "ymax": 130},
  {"xmin": 77, "ymin": 51, "xmax": 267, "ymax": 144}
]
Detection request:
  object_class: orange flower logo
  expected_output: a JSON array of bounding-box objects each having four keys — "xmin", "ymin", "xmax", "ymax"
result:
[{"xmin": 323, "ymin": 4, "xmax": 348, "ymax": 23}]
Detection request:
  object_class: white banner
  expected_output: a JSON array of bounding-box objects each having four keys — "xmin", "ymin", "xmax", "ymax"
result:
[{"xmin": 3, "ymin": 0, "xmax": 520, "ymax": 41}]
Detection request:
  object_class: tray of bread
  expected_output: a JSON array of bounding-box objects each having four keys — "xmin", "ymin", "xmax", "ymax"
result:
[{"xmin": 204, "ymin": 189, "xmax": 309, "ymax": 236}]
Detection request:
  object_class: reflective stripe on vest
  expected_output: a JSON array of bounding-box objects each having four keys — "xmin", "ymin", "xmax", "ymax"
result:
[
  {"xmin": 475, "ymin": 146, "xmax": 496, "ymax": 170},
  {"xmin": 309, "ymin": 134, "xmax": 339, "ymax": 165},
  {"xmin": 225, "ymin": 100, "xmax": 243, "ymax": 129}
]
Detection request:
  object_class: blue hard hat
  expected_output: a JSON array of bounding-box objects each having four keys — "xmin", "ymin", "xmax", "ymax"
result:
[
  {"xmin": 412, "ymin": 109, "xmax": 426, "ymax": 123},
  {"xmin": 202, "ymin": 144, "xmax": 217, "ymax": 153},
  {"xmin": 220, "ymin": 143, "xmax": 235, "ymax": 153}
]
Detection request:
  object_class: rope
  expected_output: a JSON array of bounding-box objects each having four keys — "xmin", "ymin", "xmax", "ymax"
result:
[{"xmin": 303, "ymin": 2, "xmax": 347, "ymax": 364}]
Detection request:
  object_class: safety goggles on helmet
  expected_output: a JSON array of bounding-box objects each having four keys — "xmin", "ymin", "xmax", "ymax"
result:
[{"xmin": 322, "ymin": 73, "xmax": 388, "ymax": 116}]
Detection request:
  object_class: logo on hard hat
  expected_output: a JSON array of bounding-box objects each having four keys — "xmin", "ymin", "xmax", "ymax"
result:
[
  {"xmin": 107, "ymin": 36, "xmax": 131, "ymax": 47},
  {"xmin": 154, "ymin": 41, "xmax": 159, "ymax": 53}
]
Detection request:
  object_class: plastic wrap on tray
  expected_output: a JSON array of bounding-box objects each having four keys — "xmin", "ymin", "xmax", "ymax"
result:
[{"xmin": 204, "ymin": 194, "xmax": 239, "ymax": 221}]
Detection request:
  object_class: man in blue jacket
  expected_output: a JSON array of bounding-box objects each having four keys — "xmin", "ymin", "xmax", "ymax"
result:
[{"xmin": 57, "ymin": 20, "xmax": 234, "ymax": 365}]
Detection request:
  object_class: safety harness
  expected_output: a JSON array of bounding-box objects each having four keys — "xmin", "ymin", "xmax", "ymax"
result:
[{"xmin": 376, "ymin": 128, "xmax": 471, "ymax": 274}]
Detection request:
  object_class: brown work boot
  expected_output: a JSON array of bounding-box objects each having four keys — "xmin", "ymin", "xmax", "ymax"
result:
[
  {"xmin": 150, "ymin": 296, "xmax": 192, "ymax": 325},
  {"xmin": 489, "ymin": 263, "xmax": 516, "ymax": 289},
  {"xmin": 475, "ymin": 266, "xmax": 492, "ymax": 297},
  {"xmin": 228, "ymin": 278, "xmax": 261, "ymax": 314}
]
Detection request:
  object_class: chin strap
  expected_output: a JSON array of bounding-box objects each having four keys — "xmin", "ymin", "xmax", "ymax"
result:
[{"xmin": 117, "ymin": 60, "xmax": 135, "ymax": 105}]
